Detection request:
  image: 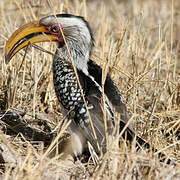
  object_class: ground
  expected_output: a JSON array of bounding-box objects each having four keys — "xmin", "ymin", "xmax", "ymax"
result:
[{"xmin": 0, "ymin": 0, "xmax": 180, "ymax": 179}]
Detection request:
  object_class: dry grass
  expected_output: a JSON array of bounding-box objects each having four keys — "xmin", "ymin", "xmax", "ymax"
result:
[{"xmin": 0, "ymin": 0, "xmax": 180, "ymax": 179}]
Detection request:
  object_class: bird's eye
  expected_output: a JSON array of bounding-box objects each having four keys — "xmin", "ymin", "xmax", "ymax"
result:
[{"xmin": 50, "ymin": 26, "xmax": 59, "ymax": 33}]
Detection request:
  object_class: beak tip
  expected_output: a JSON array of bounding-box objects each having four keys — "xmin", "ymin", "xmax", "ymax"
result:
[{"xmin": 5, "ymin": 54, "xmax": 11, "ymax": 64}]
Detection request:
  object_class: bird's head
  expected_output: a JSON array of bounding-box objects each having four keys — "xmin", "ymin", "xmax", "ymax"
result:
[{"xmin": 5, "ymin": 14, "xmax": 94, "ymax": 68}]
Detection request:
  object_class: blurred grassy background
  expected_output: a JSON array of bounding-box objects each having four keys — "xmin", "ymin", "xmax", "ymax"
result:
[{"xmin": 0, "ymin": 0, "xmax": 180, "ymax": 179}]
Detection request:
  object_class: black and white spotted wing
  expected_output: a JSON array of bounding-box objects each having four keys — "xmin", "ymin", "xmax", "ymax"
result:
[{"xmin": 52, "ymin": 57, "xmax": 114, "ymax": 153}]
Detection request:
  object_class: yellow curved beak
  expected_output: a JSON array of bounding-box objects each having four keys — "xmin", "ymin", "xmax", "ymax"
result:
[{"xmin": 5, "ymin": 21, "xmax": 59, "ymax": 63}]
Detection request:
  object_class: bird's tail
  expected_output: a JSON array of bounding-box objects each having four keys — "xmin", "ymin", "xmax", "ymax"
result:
[{"xmin": 119, "ymin": 120, "xmax": 175, "ymax": 165}]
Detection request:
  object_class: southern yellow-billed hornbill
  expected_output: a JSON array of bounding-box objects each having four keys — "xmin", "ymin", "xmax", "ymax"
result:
[{"xmin": 5, "ymin": 14, "xmax": 174, "ymax": 164}]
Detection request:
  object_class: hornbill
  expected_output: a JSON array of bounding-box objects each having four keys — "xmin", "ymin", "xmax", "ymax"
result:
[{"xmin": 5, "ymin": 14, "xmax": 174, "ymax": 164}]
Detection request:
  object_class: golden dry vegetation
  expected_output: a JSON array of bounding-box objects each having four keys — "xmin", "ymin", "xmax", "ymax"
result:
[{"xmin": 0, "ymin": 0, "xmax": 180, "ymax": 179}]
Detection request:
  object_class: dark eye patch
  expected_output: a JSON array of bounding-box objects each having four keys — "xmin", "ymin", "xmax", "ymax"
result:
[{"xmin": 51, "ymin": 26, "xmax": 59, "ymax": 33}]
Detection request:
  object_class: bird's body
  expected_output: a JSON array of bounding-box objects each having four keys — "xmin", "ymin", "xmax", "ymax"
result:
[
  {"xmin": 5, "ymin": 14, "xmax": 174, "ymax": 164},
  {"xmin": 39, "ymin": 14, "xmax": 123, "ymax": 155},
  {"xmin": 52, "ymin": 48, "xmax": 115, "ymax": 155}
]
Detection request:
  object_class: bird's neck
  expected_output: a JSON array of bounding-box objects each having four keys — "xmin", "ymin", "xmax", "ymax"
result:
[{"xmin": 54, "ymin": 40, "xmax": 90, "ymax": 75}]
